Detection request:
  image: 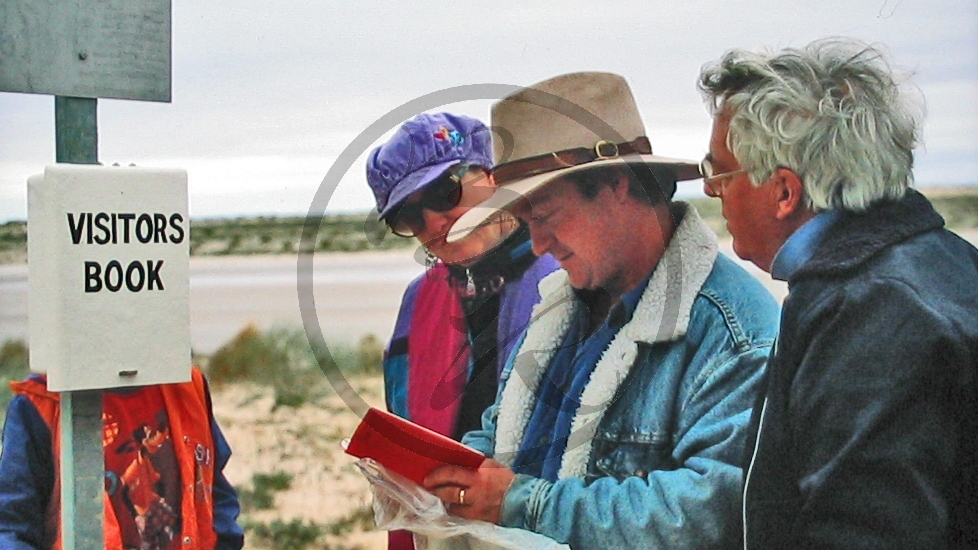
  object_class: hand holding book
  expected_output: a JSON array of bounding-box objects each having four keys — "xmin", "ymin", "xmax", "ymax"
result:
[{"xmin": 344, "ymin": 407, "xmax": 484, "ymax": 486}]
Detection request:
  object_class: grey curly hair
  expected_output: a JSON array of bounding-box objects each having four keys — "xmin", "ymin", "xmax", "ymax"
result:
[{"xmin": 698, "ymin": 38, "xmax": 924, "ymax": 212}]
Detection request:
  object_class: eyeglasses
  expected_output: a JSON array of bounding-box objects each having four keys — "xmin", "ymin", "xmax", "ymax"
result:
[
  {"xmin": 387, "ymin": 163, "xmax": 477, "ymax": 237},
  {"xmin": 700, "ymin": 158, "xmax": 747, "ymax": 198}
]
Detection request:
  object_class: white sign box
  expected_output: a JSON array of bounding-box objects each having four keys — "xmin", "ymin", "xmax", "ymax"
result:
[{"xmin": 28, "ymin": 164, "xmax": 190, "ymax": 391}]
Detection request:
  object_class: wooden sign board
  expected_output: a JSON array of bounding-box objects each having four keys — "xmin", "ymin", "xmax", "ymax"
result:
[
  {"xmin": 0, "ymin": 0, "xmax": 171, "ymax": 101},
  {"xmin": 28, "ymin": 165, "xmax": 190, "ymax": 391}
]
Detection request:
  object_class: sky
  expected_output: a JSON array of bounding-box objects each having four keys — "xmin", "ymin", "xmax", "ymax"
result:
[{"xmin": 1, "ymin": 0, "xmax": 976, "ymax": 223}]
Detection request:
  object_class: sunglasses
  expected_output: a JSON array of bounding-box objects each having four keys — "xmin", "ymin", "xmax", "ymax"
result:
[{"xmin": 387, "ymin": 163, "xmax": 477, "ymax": 237}]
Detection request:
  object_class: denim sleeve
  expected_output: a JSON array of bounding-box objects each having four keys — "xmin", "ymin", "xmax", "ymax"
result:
[
  {"xmin": 209, "ymin": 407, "xmax": 244, "ymax": 550},
  {"xmin": 459, "ymin": 398, "xmax": 498, "ymax": 457},
  {"xmin": 0, "ymin": 396, "xmax": 55, "ymax": 550},
  {"xmin": 501, "ymin": 347, "xmax": 768, "ymax": 549}
]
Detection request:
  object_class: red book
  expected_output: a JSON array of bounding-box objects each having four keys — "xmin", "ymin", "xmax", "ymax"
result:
[{"xmin": 344, "ymin": 407, "xmax": 485, "ymax": 485}]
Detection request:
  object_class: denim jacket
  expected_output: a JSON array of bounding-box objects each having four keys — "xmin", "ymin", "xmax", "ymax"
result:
[{"xmin": 463, "ymin": 204, "xmax": 780, "ymax": 549}]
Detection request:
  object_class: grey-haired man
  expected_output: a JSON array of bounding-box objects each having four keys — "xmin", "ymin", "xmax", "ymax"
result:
[{"xmin": 699, "ymin": 38, "xmax": 978, "ymax": 549}]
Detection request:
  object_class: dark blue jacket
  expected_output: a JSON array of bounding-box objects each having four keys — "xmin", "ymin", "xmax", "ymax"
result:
[{"xmin": 743, "ymin": 190, "xmax": 978, "ymax": 549}]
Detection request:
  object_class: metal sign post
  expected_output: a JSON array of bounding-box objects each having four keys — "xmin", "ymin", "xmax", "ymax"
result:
[
  {"xmin": 54, "ymin": 96, "xmax": 103, "ymax": 550},
  {"xmin": 1, "ymin": 2, "xmax": 174, "ymax": 548}
]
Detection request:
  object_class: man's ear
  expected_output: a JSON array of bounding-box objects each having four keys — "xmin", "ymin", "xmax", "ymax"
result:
[{"xmin": 771, "ymin": 168, "xmax": 809, "ymax": 221}]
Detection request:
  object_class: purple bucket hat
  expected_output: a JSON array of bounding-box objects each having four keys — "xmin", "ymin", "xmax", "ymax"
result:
[{"xmin": 366, "ymin": 112, "xmax": 493, "ymax": 219}]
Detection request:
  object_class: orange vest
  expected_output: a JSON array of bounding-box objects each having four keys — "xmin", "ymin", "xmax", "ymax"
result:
[{"xmin": 10, "ymin": 368, "xmax": 219, "ymax": 550}]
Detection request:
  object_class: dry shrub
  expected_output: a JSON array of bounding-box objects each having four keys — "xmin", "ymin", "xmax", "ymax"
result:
[
  {"xmin": 204, "ymin": 324, "xmax": 381, "ymax": 409},
  {"xmin": 207, "ymin": 323, "xmax": 286, "ymax": 385}
]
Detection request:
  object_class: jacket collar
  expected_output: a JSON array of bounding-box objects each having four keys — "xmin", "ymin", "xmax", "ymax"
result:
[
  {"xmin": 790, "ymin": 189, "xmax": 944, "ymax": 282},
  {"xmin": 493, "ymin": 202, "xmax": 718, "ymax": 478},
  {"xmin": 770, "ymin": 210, "xmax": 841, "ymax": 282}
]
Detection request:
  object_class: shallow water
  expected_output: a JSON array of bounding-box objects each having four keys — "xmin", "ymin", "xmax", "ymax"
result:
[{"xmin": 0, "ymin": 250, "xmax": 426, "ymax": 355}]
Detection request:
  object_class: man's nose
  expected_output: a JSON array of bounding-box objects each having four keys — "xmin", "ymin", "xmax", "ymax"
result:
[
  {"xmin": 528, "ymin": 224, "xmax": 552, "ymax": 258},
  {"xmin": 703, "ymin": 179, "xmax": 718, "ymax": 198}
]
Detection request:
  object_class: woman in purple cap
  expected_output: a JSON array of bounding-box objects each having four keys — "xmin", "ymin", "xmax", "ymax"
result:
[{"xmin": 366, "ymin": 112, "xmax": 558, "ymax": 550}]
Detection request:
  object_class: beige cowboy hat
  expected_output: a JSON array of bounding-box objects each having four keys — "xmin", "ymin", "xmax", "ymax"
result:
[{"xmin": 447, "ymin": 72, "xmax": 700, "ymax": 242}]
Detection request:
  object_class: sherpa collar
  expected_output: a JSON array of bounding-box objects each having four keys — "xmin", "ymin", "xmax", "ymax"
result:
[{"xmin": 493, "ymin": 202, "xmax": 718, "ymax": 479}]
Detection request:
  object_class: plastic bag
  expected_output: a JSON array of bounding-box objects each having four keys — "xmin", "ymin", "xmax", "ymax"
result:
[{"xmin": 355, "ymin": 458, "xmax": 568, "ymax": 550}]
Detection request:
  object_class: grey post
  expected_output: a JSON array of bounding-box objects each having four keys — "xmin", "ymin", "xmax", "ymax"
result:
[{"xmin": 54, "ymin": 96, "xmax": 103, "ymax": 550}]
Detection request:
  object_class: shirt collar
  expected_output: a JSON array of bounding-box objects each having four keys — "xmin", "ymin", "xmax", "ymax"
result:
[{"xmin": 771, "ymin": 210, "xmax": 841, "ymax": 281}]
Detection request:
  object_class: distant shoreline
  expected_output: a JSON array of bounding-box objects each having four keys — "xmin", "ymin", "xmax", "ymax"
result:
[{"xmin": 1, "ymin": 190, "xmax": 976, "ymax": 265}]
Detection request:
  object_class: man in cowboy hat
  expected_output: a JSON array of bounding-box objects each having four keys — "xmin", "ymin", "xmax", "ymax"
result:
[{"xmin": 423, "ymin": 72, "xmax": 780, "ymax": 549}]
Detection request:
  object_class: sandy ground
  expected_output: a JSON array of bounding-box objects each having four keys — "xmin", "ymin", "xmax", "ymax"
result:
[{"xmin": 210, "ymin": 376, "xmax": 389, "ymax": 550}]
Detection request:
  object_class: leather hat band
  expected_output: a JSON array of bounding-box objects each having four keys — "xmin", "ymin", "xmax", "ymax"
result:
[{"xmin": 492, "ymin": 136, "xmax": 653, "ymax": 186}]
